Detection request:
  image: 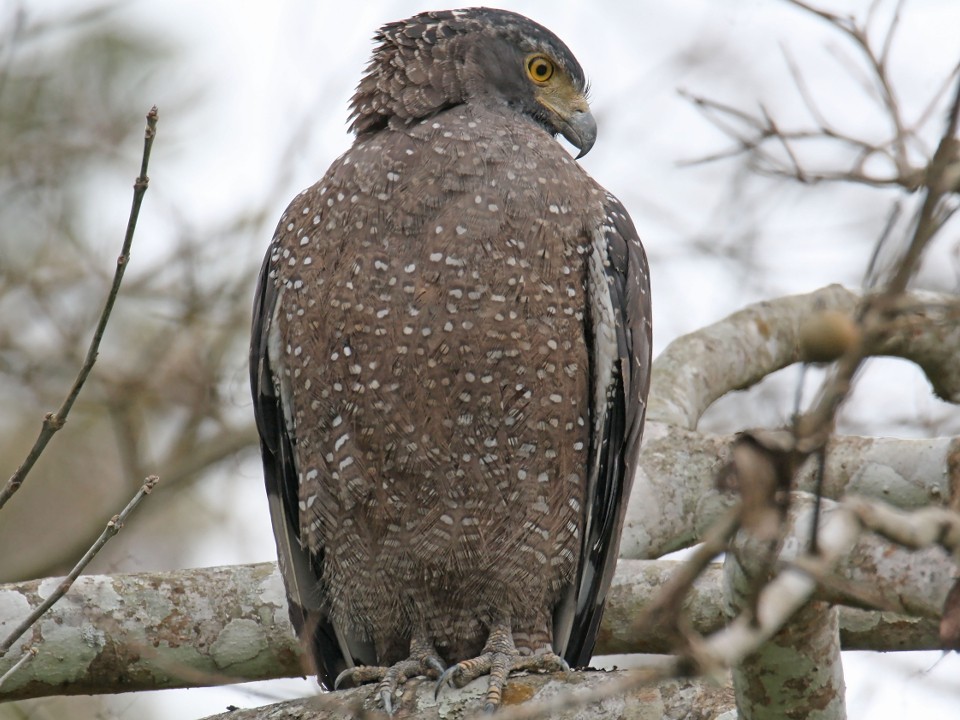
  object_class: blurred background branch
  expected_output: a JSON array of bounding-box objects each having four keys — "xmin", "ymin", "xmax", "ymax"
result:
[{"xmin": 0, "ymin": 3, "xmax": 268, "ymax": 588}]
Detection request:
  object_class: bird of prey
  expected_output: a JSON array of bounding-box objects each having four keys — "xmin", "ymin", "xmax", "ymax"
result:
[{"xmin": 251, "ymin": 7, "xmax": 651, "ymax": 713}]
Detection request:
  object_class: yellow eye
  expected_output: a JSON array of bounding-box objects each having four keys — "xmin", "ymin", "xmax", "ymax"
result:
[{"xmin": 526, "ymin": 54, "xmax": 555, "ymax": 83}]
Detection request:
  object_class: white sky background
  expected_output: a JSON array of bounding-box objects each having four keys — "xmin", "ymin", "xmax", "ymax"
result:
[{"xmin": 12, "ymin": 0, "xmax": 960, "ymax": 717}]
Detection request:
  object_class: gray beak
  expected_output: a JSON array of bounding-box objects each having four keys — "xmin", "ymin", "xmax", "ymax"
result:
[{"xmin": 560, "ymin": 109, "xmax": 597, "ymax": 159}]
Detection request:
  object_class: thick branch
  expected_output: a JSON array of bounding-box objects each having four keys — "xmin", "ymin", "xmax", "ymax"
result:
[
  {"xmin": 628, "ymin": 284, "xmax": 960, "ymax": 560},
  {"xmin": 0, "ymin": 553, "xmax": 949, "ymax": 701},
  {"xmin": 623, "ymin": 424, "xmax": 958, "ymax": 558},
  {"xmin": 198, "ymin": 671, "xmax": 733, "ymax": 720},
  {"xmin": 0, "ymin": 563, "xmax": 302, "ymax": 701},
  {"xmin": 648, "ymin": 284, "xmax": 845, "ymax": 429},
  {"xmin": 647, "ymin": 285, "xmax": 960, "ymax": 431}
]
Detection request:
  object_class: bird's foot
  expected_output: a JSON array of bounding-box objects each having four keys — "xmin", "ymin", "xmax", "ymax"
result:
[
  {"xmin": 435, "ymin": 623, "xmax": 569, "ymax": 712},
  {"xmin": 334, "ymin": 638, "xmax": 445, "ymax": 715}
]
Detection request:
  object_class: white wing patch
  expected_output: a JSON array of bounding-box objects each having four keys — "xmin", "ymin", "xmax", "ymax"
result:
[
  {"xmin": 583, "ymin": 224, "xmax": 619, "ymax": 552},
  {"xmin": 267, "ymin": 286, "xmax": 298, "ymax": 445},
  {"xmin": 587, "ymin": 225, "xmax": 618, "ymax": 460},
  {"xmin": 551, "ymin": 222, "xmax": 619, "ymax": 660}
]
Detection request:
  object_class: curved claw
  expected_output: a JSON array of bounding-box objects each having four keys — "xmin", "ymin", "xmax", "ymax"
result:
[
  {"xmin": 334, "ymin": 667, "xmax": 354, "ymax": 691},
  {"xmin": 380, "ymin": 688, "xmax": 394, "ymax": 716},
  {"xmin": 434, "ymin": 665, "xmax": 459, "ymax": 699},
  {"xmin": 425, "ymin": 655, "xmax": 447, "ymax": 677}
]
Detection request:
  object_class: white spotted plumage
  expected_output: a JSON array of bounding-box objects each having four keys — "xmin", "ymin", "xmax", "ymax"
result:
[{"xmin": 250, "ymin": 8, "xmax": 651, "ymax": 703}]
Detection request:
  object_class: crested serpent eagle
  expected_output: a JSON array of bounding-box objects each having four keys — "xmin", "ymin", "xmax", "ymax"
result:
[{"xmin": 250, "ymin": 7, "xmax": 651, "ymax": 713}]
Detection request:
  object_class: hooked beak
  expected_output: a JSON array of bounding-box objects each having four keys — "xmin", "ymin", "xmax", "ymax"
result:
[
  {"xmin": 557, "ymin": 108, "xmax": 597, "ymax": 159},
  {"xmin": 536, "ymin": 87, "xmax": 598, "ymax": 159}
]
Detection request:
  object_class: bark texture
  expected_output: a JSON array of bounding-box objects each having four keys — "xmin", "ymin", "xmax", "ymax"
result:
[{"xmin": 1, "ymin": 549, "xmax": 950, "ymax": 701}]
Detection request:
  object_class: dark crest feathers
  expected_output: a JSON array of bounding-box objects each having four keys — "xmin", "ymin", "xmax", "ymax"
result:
[{"xmin": 348, "ymin": 8, "xmax": 584, "ymax": 135}]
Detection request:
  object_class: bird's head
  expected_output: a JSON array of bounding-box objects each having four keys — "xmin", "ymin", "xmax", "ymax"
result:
[{"xmin": 348, "ymin": 7, "xmax": 596, "ymax": 157}]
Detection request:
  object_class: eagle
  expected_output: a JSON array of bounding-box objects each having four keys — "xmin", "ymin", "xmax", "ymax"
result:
[{"xmin": 250, "ymin": 7, "xmax": 651, "ymax": 712}]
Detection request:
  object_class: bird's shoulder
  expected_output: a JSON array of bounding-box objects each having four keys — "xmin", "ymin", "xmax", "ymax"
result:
[{"xmin": 268, "ymin": 102, "xmax": 614, "ymax": 267}]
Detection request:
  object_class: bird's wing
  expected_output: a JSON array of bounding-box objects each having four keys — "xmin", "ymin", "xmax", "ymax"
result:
[
  {"xmin": 557, "ymin": 193, "xmax": 652, "ymax": 666},
  {"xmin": 250, "ymin": 248, "xmax": 372, "ymax": 688}
]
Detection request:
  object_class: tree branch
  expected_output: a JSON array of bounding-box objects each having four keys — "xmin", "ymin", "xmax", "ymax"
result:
[
  {"xmin": 0, "ymin": 476, "xmax": 158, "ymax": 661},
  {"xmin": 0, "ymin": 562, "xmax": 300, "ymax": 701},
  {"xmin": 623, "ymin": 424, "xmax": 959, "ymax": 560},
  {"xmin": 0, "ymin": 544, "xmax": 950, "ymax": 702},
  {"xmin": 723, "ymin": 495, "xmax": 848, "ymax": 719},
  {"xmin": 198, "ymin": 671, "xmax": 734, "ymax": 720},
  {"xmin": 0, "ymin": 106, "xmax": 158, "ymax": 511},
  {"xmin": 647, "ymin": 285, "xmax": 960, "ymax": 431}
]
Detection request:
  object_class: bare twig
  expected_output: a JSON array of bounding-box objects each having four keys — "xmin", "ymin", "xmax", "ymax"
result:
[
  {"xmin": 780, "ymin": 43, "xmax": 831, "ymax": 130},
  {"xmin": 915, "ymin": 61, "xmax": 960, "ymax": 139},
  {"xmin": 678, "ymin": 90, "xmax": 909, "ymax": 187},
  {"xmin": 761, "ymin": 104, "xmax": 807, "ymax": 182},
  {"xmin": 808, "ymin": 443, "xmax": 828, "ymax": 554},
  {"xmin": 0, "ymin": 7, "xmax": 26, "ymax": 106},
  {"xmin": 630, "ymin": 505, "xmax": 741, "ymax": 642},
  {"xmin": 681, "ymin": 2, "xmax": 959, "ymax": 193},
  {"xmin": 0, "ymin": 475, "xmax": 158, "ymax": 656},
  {"xmin": 884, "ymin": 70, "xmax": 960, "ymax": 295},
  {"xmin": 796, "ymin": 70, "xmax": 960, "ymax": 445},
  {"xmin": 846, "ymin": 494, "xmax": 960, "ymax": 557},
  {"xmin": 0, "ymin": 646, "xmax": 36, "ymax": 690},
  {"xmin": 0, "ymin": 106, "xmax": 159, "ymax": 511},
  {"xmin": 877, "ymin": 0, "xmax": 905, "ymax": 73},
  {"xmin": 788, "ymin": 554, "xmax": 902, "ymax": 612},
  {"xmin": 661, "ymin": 15, "xmax": 960, "ymax": 711},
  {"xmin": 787, "ymin": 0, "xmax": 911, "ymax": 172},
  {"xmin": 862, "ymin": 200, "xmax": 904, "ymax": 288}
]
